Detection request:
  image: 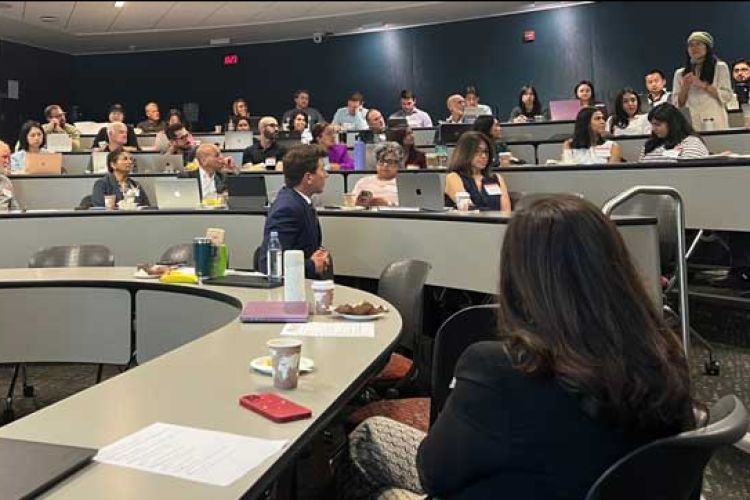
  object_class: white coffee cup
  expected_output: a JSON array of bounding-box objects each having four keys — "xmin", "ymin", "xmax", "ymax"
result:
[
  {"xmin": 266, "ymin": 338, "xmax": 302, "ymax": 390},
  {"xmin": 104, "ymin": 195, "xmax": 116, "ymax": 209},
  {"xmin": 456, "ymin": 191, "xmax": 472, "ymax": 211},
  {"xmin": 702, "ymin": 118, "xmax": 715, "ymax": 132}
]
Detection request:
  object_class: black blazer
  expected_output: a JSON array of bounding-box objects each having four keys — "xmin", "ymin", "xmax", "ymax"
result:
[
  {"xmin": 178, "ymin": 168, "xmax": 228, "ymax": 198},
  {"xmin": 257, "ymin": 187, "xmax": 322, "ymax": 278},
  {"xmin": 417, "ymin": 341, "xmax": 684, "ymax": 500}
]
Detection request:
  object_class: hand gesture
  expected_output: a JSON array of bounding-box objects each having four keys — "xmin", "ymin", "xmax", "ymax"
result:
[{"xmin": 311, "ymin": 249, "xmax": 329, "ymax": 275}]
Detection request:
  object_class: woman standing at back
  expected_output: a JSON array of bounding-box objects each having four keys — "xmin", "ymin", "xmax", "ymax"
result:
[{"xmin": 673, "ymin": 31, "xmax": 732, "ymax": 131}]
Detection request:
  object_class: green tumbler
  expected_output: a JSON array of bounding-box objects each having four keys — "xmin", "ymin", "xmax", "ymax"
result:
[{"xmin": 212, "ymin": 244, "xmax": 228, "ymax": 277}]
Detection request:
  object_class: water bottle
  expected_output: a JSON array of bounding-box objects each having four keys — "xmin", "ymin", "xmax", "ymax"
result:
[
  {"xmin": 354, "ymin": 138, "xmax": 366, "ymax": 170},
  {"xmin": 266, "ymin": 231, "xmax": 283, "ymax": 282}
]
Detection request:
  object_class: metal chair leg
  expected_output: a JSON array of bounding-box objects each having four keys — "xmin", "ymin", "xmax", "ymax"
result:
[
  {"xmin": 3, "ymin": 364, "xmax": 21, "ymax": 423},
  {"xmin": 21, "ymin": 363, "xmax": 34, "ymax": 397},
  {"xmin": 96, "ymin": 364, "xmax": 104, "ymax": 384}
]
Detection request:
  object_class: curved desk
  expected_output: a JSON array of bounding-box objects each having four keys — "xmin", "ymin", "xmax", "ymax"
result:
[
  {"xmin": 0, "ymin": 210, "xmax": 661, "ymax": 298},
  {"xmin": 0, "ymin": 268, "xmax": 402, "ymax": 499}
]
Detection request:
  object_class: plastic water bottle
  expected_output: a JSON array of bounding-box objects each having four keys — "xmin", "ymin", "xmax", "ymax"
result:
[
  {"xmin": 266, "ymin": 231, "xmax": 283, "ymax": 282},
  {"xmin": 354, "ymin": 138, "xmax": 366, "ymax": 170}
]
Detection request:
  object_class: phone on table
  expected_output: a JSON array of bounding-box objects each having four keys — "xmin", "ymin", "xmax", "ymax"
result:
[
  {"xmin": 356, "ymin": 190, "xmax": 373, "ymax": 206},
  {"xmin": 239, "ymin": 393, "xmax": 312, "ymax": 423}
]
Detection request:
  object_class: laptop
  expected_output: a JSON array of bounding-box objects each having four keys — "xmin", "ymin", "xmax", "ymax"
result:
[
  {"xmin": 227, "ymin": 175, "xmax": 267, "ymax": 210},
  {"xmin": 25, "ymin": 152, "xmax": 63, "ymax": 174},
  {"xmin": 549, "ymin": 99, "xmax": 582, "ymax": 121},
  {"xmin": 45, "ymin": 133, "xmax": 73, "ymax": 153},
  {"xmin": 393, "ymin": 173, "xmax": 448, "ymax": 211},
  {"xmin": 0, "ymin": 438, "xmax": 96, "ymax": 499},
  {"xmin": 154, "ymin": 178, "xmax": 201, "ymax": 209},
  {"xmin": 224, "ymin": 131, "xmax": 254, "ymax": 150},
  {"xmin": 91, "ymin": 152, "xmax": 108, "ymax": 174},
  {"xmin": 387, "ymin": 117, "xmax": 408, "ymax": 129},
  {"xmin": 275, "ymin": 131, "xmax": 302, "ymax": 151},
  {"xmin": 439, "ymin": 123, "xmax": 472, "ymax": 145},
  {"xmin": 462, "ymin": 106, "xmax": 481, "ymax": 124},
  {"xmin": 135, "ymin": 154, "xmax": 184, "ymax": 174}
]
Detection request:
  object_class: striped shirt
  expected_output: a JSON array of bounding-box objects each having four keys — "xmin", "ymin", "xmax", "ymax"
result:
[{"xmin": 639, "ymin": 135, "xmax": 709, "ymax": 162}]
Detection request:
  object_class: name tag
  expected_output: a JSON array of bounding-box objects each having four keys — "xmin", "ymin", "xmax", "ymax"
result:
[
  {"xmin": 484, "ymin": 183, "xmax": 502, "ymax": 196},
  {"xmin": 265, "ymin": 157, "xmax": 277, "ymax": 167}
]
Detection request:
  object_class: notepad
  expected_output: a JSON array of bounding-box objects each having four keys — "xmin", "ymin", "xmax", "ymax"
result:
[{"xmin": 240, "ymin": 301, "xmax": 309, "ymax": 323}]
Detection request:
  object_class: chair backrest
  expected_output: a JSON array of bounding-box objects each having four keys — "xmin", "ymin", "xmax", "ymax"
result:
[
  {"xmin": 377, "ymin": 259, "xmax": 431, "ymax": 354},
  {"xmin": 158, "ymin": 243, "xmax": 193, "ymax": 266},
  {"xmin": 78, "ymin": 194, "xmax": 94, "ymax": 209},
  {"xmin": 29, "ymin": 245, "xmax": 114, "ymax": 268},
  {"xmin": 430, "ymin": 304, "xmax": 499, "ymax": 424},
  {"xmin": 585, "ymin": 395, "xmax": 749, "ymax": 500}
]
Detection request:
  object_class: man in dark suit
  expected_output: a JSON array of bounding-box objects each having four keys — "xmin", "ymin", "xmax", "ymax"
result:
[
  {"xmin": 179, "ymin": 143, "xmax": 236, "ymax": 200},
  {"xmin": 257, "ymin": 144, "xmax": 331, "ymax": 278}
]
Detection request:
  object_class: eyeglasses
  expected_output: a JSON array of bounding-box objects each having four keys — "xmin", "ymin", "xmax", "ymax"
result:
[
  {"xmin": 475, "ymin": 147, "xmax": 490, "ymax": 156},
  {"xmin": 379, "ymin": 159, "xmax": 400, "ymax": 166}
]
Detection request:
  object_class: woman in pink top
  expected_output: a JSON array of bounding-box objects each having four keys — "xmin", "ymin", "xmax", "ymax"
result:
[
  {"xmin": 312, "ymin": 122, "xmax": 354, "ymax": 171},
  {"xmin": 352, "ymin": 142, "xmax": 402, "ymax": 206}
]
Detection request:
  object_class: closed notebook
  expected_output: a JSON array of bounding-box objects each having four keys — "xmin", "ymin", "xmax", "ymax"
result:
[{"xmin": 240, "ymin": 301, "xmax": 309, "ymax": 323}]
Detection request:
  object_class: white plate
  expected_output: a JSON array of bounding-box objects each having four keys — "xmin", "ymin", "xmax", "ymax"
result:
[
  {"xmin": 250, "ymin": 356, "xmax": 315, "ymax": 375},
  {"xmin": 332, "ymin": 312, "xmax": 386, "ymax": 321},
  {"xmin": 133, "ymin": 272, "xmax": 161, "ymax": 279}
]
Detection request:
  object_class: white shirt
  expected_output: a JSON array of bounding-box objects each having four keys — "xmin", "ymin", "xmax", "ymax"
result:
[
  {"xmin": 199, "ymin": 166, "xmax": 217, "ymax": 199},
  {"xmin": 562, "ymin": 140, "xmax": 616, "ymax": 165},
  {"xmin": 294, "ymin": 188, "xmax": 312, "ymax": 205},
  {"xmin": 639, "ymin": 135, "xmax": 709, "ymax": 162},
  {"xmin": 647, "ymin": 90, "xmax": 672, "ymax": 108},
  {"xmin": 352, "ymin": 175, "xmax": 399, "ymax": 206},
  {"xmin": 673, "ymin": 60, "xmax": 733, "ymax": 130},
  {"xmin": 606, "ymin": 114, "xmax": 652, "ymax": 136}
]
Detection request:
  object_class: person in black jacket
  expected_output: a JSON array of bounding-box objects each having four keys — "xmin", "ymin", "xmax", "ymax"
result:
[
  {"xmin": 93, "ymin": 104, "xmax": 140, "ymax": 151},
  {"xmin": 343, "ymin": 194, "xmax": 696, "ymax": 500},
  {"xmin": 178, "ymin": 143, "xmax": 236, "ymax": 201}
]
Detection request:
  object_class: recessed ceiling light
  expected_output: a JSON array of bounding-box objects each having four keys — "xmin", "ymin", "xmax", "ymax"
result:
[
  {"xmin": 209, "ymin": 38, "xmax": 231, "ymax": 45},
  {"xmin": 359, "ymin": 22, "xmax": 385, "ymax": 31},
  {"xmin": 40, "ymin": 16, "xmax": 59, "ymax": 23},
  {"xmin": 114, "ymin": 1, "xmax": 125, "ymax": 7}
]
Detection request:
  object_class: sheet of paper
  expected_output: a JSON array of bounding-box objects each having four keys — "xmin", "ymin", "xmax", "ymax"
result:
[
  {"xmin": 281, "ymin": 322, "xmax": 375, "ymax": 338},
  {"xmin": 94, "ymin": 422, "xmax": 287, "ymax": 487}
]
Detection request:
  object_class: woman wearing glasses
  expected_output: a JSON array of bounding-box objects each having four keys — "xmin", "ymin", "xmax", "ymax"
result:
[
  {"xmin": 351, "ymin": 142, "xmax": 403, "ymax": 207},
  {"xmin": 444, "ymin": 131, "xmax": 511, "ymax": 211}
]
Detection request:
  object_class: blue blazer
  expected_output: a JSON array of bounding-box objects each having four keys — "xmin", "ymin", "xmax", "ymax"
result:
[{"xmin": 257, "ymin": 187, "xmax": 322, "ymax": 278}]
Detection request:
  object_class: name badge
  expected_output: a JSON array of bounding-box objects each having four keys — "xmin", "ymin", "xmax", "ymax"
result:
[
  {"xmin": 484, "ymin": 183, "xmax": 502, "ymax": 196},
  {"xmin": 265, "ymin": 157, "xmax": 277, "ymax": 167}
]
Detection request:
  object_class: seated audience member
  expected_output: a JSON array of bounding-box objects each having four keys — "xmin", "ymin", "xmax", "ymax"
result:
[
  {"xmin": 233, "ymin": 116, "xmax": 252, "ymax": 131},
  {"xmin": 645, "ymin": 69, "xmax": 672, "ymax": 108},
  {"xmin": 312, "ymin": 122, "xmax": 353, "ymax": 171},
  {"xmin": 344, "ymin": 194, "xmax": 696, "ymax": 500},
  {"xmin": 389, "ymin": 89, "xmax": 434, "ymax": 128},
  {"xmin": 364, "ymin": 109, "xmax": 387, "ymax": 142},
  {"xmin": 164, "ymin": 123, "xmax": 197, "ymax": 163},
  {"xmin": 288, "ymin": 110, "xmax": 313, "ymax": 144},
  {"xmin": 179, "ymin": 143, "xmax": 237, "ymax": 200},
  {"xmin": 445, "ymin": 130, "xmax": 511, "ymax": 211},
  {"xmin": 464, "ymin": 86, "xmax": 493, "ymax": 115},
  {"xmin": 11, "ymin": 121, "xmax": 47, "ymax": 172},
  {"xmin": 42, "ymin": 104, "xmax": 81, "ymax": 151},
  {"xmin": 386, "ymin": 127, "xmax": 426, "ymax": 169},
  {"xmin": 575, "ymin": 80, "xmax": 607, "ymax": 116},
  {"xmin": 0, "ymin": 141, "xmax": 20, "ymax": 210},
  {"xmin": 282, "ymin": 89, "xmax": 325, "ymax": 130},
  {"xmin": 606, "ymin": 88, "xmax": 652, "ymax": 136},
  {"xmin": 97, "ymin": 122, "xmax": 137, "ymax": 153},
  {"xmin": 154, "ymin": 109, "xmax": 193, "ymax": 153},
  {"xmin": 257, "ymin": 145, "xmax": 331, "ymax": 278},
  {"xmin": 93, "ymin": 104, "xmax": 140, "ymax": 151},
  {"xmin": 673, "ymin": 31, "xmax": 732, "ymax": 131},
  {"xmin": 472, "ymin": 115, "xmax": 509, "ymax": 166},
  {"xmin": 351, "ymin": 142, "xmax": 403, "ymax": 207},
  {"xmin": 332, "ymin": 92, "xmax": 368, "ymax": 131},
  {"xmin": 639, "ymin": 103, "xmax": 709, "ymax": 161},
  {"xmin": 137, "ymin": 102, "xmax": 166, "ymax": 133},
  {"xmin": 509, "ymin": 85, "xmax": 549, "ymax": 122},
  {"xmin": 562, "ymin": 107, "xmax": 622, "ymax": 164},
  {"xmin": 443, "ymin": 94, "xmax": 466, "ymax": 124},
  {"xmin": 731, "ymin": 58, "xmax": 750, "ymax": 105},
  {"xmin": 242, "ymin": 116, "xmax": 286, "ymax": 171},
  {"xmin": 91, "ymin": 148, "xmax": 150, "ymax": 207},
  {"xmin": 227, "ymin": 98, "xmax": 249, "ymax": 129}
]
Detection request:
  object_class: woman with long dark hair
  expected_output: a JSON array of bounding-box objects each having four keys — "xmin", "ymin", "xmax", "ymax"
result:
[
  {"xmin": 606, "ymin": 88, "xmax": 651, "ymax": 136},
  {"xmin": 385, "ymin": 127, "xmax": 426, "ymax": 169},
  {"xmin": 509, "ymin": 85, "xmax": 548, "ymax": 122},
  {"xmin": 673, "ymin": 31, "xmax": 732, "ymax": 130},
  {"xmin": 10, "ymin": 120, "xmax": 46, "ymax": 172},
  {"xmin": 342, "ymin": 195, "xmax": 696, "ymax": 499},
  {"xmin": 574, "ymin": 80, "xmax": 607, "ymax": 116},
  {"xmin": 561, "ymin": 106, "xmax": 622, "ymax": 164},
  {"xmin": 472, "ymin": 115, "xmax": 509, "ymax": 165},
  {"xmin": 639, "ymin": 103, "xmax": 709, "ymax": 161}
]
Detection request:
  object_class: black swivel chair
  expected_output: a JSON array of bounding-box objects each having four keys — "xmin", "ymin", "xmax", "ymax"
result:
[
  {"xmin": 585, "ymin": 395, "xmax": 749, "ymax": 500},
  {"xmin": 158, "ymin": 243, "xmax": 193, "ymax": 265}
]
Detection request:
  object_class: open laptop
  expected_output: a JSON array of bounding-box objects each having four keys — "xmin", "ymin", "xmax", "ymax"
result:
[
  {"xmin": 549, "ymin": 99, "xmax": 581, "ymax": 121},
  {"xmin": 439, "ymin": 123, "xmax": 472, "ymax": 145},
  {"xmin": 45, "ymin": 133, "xmax": 73, "ymax": 153},
  {"xmin": 389, "ymin": 173, "xmax": 448, "ymax": 212},
  {"xmin": 462, "ymin": 106, "xmax": 481, "ymax": 124},
  {"xmin": 91, "ymin": 152, "xmax": 108, "ymax": 174},
  {"xmin": 387, "ymin": 117, "xmax": 408, "ymax": 129},
  {"xmin": 276, "ymin": 131, "xmax": 303, "ymax": 152},
  {"xmin": 135, "ymin": 154, "xmax": 184, "ymax": 174},
  {"xmin": 224, "ymin": 131, "xmax": 254, "ymax": 150},
  {"xmin": 25, "ymin": 152, "xmax": 63, "ymax": 174},
  {"xmin": 227, "ymin": 175, "xmax": 267, "ymax": 210},
  {"xmin": 154, "ymin": 178, "xmax": 201, "ymax": 209}
]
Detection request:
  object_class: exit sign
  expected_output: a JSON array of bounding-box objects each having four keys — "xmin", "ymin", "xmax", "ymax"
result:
[{"xmin": 223, "ymin": 54, "xmax": 239, "ymax": 66}]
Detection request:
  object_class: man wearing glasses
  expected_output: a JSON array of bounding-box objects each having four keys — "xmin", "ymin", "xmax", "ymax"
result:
[
  {"xmin": 42, "ymin": 104, "xmax": 81, "ymax": 151},
  {"xmin": 351, "ymin": 141, "xmax": 403, "ymax": 207},
  {"xmin": 164, "ymin": 123, "xmax": 197, "ymax": 163},
  {"xmin": 241, "ymin": 116, "xmax": 286, "ymax": 171}
]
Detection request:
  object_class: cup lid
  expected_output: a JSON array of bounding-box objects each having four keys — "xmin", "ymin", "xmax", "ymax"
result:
[
  {"xmin": 311, "ymin": 280, "xmax": 334, "ymax": 289},
  {"xmin": 267, "ymin": 338, "xmax": 302, "ymax": 349}
]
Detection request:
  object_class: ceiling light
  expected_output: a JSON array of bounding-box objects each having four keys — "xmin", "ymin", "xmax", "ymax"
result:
[
  {"xmin": 114, "ymin": 1, "xmax": 125, "ymax": 8},
  {"xmin": 210, "ymin": 38, "xmax": 231, "ymax": 45},
  {"xmin": 40, "ymin": 16, "xmax": 59, "ymax": 23},
  {"xmin": 359, "ymin": 22, "xmax": 385, "ymax": 31}
]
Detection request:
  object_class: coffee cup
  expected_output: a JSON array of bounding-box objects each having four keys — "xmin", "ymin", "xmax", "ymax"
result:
[
  {"xmin": 498, "ymin": 152, "xmax": 512, "ymax": 166},
  {"xmin": 534, "ymin": 115, "xmax": 545, "ymax": 122},
  {"xmin": 456, "ymin": 191, "xmax": 472, "ymax": 211},
  {"xmin": 311, "ymin": 280, "xmax": 334, "ymax": 314},
  {"xmin": 104, "ymin": 195, "xmax": 116, "ymax": 209},
  {"xmin": 266, "ymin": 338, "xmax": 302, "ymax": 389},
  {"xmin": 214, "ymin": 125, "xmax": 222, "ymax": 133},
  {"xmin": 702, "ymin": 118, "xmax": 715, "ymax": 132},
  {"xmin": 342, "ymin": 193, "xmax": 357, "ymax": 207}
]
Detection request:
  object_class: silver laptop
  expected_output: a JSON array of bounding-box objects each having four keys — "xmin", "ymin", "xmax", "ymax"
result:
[
  {"xmin": 224, "ymin": 131, "xmax": 254, "ymax": 150},
  {"xmin": 154, "ymin": 178, "xmax": 201, "ymax": 209},
  {"xmin": 91, "ymin": 152, "xmax": 108, "ymax": 174},
  {"xmin": 394, "ymin": 173, "xmax": 448, "ymax": 211},
  {"xmin": 46, "ymin": 133, "xmax": 73, "ymax": 153},
  {"xmin": 135, "ymin": 154, "xmax": 184, "ymax": 174}
]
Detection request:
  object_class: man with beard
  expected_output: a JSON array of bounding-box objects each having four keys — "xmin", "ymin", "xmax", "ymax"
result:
[{"xmin": 241, "ymin": 116, "xmax": 286, "ymax": 171}]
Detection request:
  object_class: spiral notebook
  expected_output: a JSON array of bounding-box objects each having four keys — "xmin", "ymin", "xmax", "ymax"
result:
[{"xmin": 240, "ymin": 301, "xmax": 309, "ymax": 323}]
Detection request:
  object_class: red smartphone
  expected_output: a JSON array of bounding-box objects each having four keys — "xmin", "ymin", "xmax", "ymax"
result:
[{"xmin": 239, "ymin": 393, "xmax": 312, "ymax": 423}]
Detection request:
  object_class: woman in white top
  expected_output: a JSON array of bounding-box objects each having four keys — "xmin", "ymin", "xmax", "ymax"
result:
[
  {"xmin": 672, "ymin": 31, "xmax": 733, "ymax": 131},
  {"xmin": 352, "ymin": 142, "xmax": 402, "ymax": 207},
  {"xmin": 606, "ymin": 88, "xmax": 652, "ymax": 136},
  {"xmin": 10, "ymin": 121, "xmax": 47, "ymax": 172},
  {"xmin": 639, "ymin": 103, "xmax": 709, "ymax": 162},
  {"xmin": 561, "ymin": 107, "xmax": 622, "ymax": 164}
]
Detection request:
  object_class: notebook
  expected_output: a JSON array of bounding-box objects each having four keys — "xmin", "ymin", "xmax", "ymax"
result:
[
  {"xmin": 240, "ymin": 301, "xmax": 309, "ymax": 323},
  {"xmin": 0, "ymin": 438, "xmax": 96, "ymax": 499}
]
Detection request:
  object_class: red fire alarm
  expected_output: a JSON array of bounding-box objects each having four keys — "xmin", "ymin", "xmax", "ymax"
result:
[
  {"xmin": 523, "ymin": 30, "xmax": 536, "ymax": 43},
  {"xmin": 223, "ymin": 54, "xmax": 239, "ymax": 66}
]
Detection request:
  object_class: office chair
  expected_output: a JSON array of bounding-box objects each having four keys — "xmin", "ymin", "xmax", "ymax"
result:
[
  {"xmin": 585, "ymin": 395, "xmax": 748, "ymax": 500},
  {"xmin": 77, "ymin": 194, "xmax": 94, "ymax": 210},
  {"xmin": 158, "ymin": 243, "xmax": 193, "ymax": 266}
]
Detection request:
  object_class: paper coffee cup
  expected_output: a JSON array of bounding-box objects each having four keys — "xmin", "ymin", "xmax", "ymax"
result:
[
  {"xmin": 456, "ymin": 191, "xmax": 472, "ymax": 211},
  {"xmin": 104, "ymin": 195, "xmax": 116, "ymax": 209},
  {"xmin": 342, "ymin": 193, "xmax": 357, "ymax": 207},
  {"xmin": 267, "ymin": 338, "xmax": 302, "ymax": 389}
]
